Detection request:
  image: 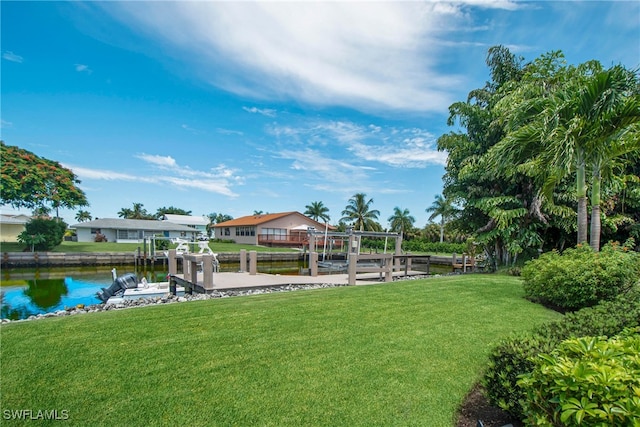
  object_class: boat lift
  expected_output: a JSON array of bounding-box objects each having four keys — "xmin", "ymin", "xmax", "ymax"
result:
[{"xmin": 306, "ymin": 227, "xmax": 404, "ymax": 284}]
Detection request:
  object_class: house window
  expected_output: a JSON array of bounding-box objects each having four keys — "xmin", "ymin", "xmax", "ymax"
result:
[
  {"xmin": 117, "ymin": 230, "xmax": 139, "ymax": 240},
  {"xmin": 261, "ymin": 228, "xmax": 286, "ymax": 241},
  {"xmin": 224, "ymin": 228, "xmax": 230, "ymax": 236},
  {"xmin": 90, "ymin": 228, "xmax": 101, "ymax": 235},
  {"xmin": 236, "ymin": 226, "xmax": 255, "ymax": 237}
]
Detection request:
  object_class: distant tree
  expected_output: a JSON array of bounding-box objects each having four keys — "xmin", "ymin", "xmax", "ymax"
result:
[
  {"xmin": 155, "ymin": 206, "xmax": 192, "ymax": 218},
  {"xmin": 425, "ymin": 195, "xmax": 458, "ymax": 243},
  {"xmin": 387, "ymin": 207, "xmax": 415, "ymax": 235},
  {"xmin": 75, "ymin": 210, "xmax": 92, "ymax": 222},
  {"xmin": 206, "ymin": 212, "xmax": 234, "ymax": 236},
  {"xmin": 1, "ymin": 141, "xmax": 88, "ymax": 217},
  {"xmin": 253, "ymin": 210, "xmax": 264, "ymax": 215},
  {"xmin": 118, "ymin": 203, "xmax": 154, "ymax": 220},
  {"xmin": 340, "ymin": 193, "xmax": 380, "ymax": 231},
  {"xmin": 304, "ymin": 201, "xmax": 330, "ymax": 223},
  {"xmin": 17, "ymin": 217, "xmax": 66, "ymax": 251},
  {"xmin": 32, "ymin": 206, "xmax": 51, "ymax": 218}
]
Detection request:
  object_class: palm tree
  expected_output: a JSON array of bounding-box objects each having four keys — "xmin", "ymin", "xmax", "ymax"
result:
[
  {"xmin": 581, "ymin": 66, "xmax": 640, "ymax": 251},
  {"xmin": 387, "ymin": 207, "xmax": 415, "ymax": 236},
  {"xmin": 340, "ymin": 193, "xmax": 380, "ymax": 231},
  {"xmin": 425, "ymin": 195, "xmax": 457, "ymax": 243},
  {"xmin": 304, "ymin": 201, "xmax": 330, "ymax": 223},
  {"xmin": 118, "ymin": 203, "xmax": 154, "ymax": 219},
  {"xmin": 493, "ymin": 64, "xmax": 640, "ymax": 250},
  {"xmin": 75, "ymin": 210, "xmax": 92, "ymax": 222}
]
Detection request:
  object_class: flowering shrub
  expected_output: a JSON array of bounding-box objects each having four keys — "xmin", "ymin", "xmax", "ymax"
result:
[{"xmin": 521, "ymin": 241, "xmax": 640, "ymax": 310}]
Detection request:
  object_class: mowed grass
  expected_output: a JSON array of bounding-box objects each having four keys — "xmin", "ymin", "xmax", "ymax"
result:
[{"xmin": 0, "ymin": 275, "xmax": 560, "ymax": 426}]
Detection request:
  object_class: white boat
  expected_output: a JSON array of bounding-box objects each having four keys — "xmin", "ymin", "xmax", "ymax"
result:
[{"xmin": 97, "ymin": 270, "xmax": 185, "ymax": 305}]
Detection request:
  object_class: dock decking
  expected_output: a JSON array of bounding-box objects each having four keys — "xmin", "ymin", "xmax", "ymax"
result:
[{"xmin": 171, "ymin": 269, "xmax": 429, "ymax": 294}]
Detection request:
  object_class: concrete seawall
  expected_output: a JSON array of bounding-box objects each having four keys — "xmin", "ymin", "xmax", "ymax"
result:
[{"xmin": 1, "ymin": 251, "xmax": 454, "ymax": 268}]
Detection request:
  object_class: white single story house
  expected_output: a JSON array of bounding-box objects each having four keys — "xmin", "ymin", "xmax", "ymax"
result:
[
  {"xmin": 161, "ymin": 214, "xmax": 209, "ymax": 235},
  {"xmin": 0, "ymin": 213, "xmax": 31, "ymax": 242},
  {"xmin": 70, "ymin": 218, "xmax": 198, "ymax": 243},
  {"xmin": 213, "ymin": 211, "xmax": 334, "ymax": 247}
]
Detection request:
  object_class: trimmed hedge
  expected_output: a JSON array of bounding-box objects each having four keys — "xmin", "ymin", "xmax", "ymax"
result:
[
  {"xmin": 521, "ymin": 242, "xmax": 640, "ymax": 310},
  {"xmin": 483, "ymin": 288, "xmax": 640, "ymax": 420}
]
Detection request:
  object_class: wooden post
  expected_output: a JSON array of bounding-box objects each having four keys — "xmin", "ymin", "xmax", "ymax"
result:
[
  {"xmin": 310, "ymin": 251, "xmax": 318, "ymax": 277},
  {"xmin": 394, "ymin": 234, "xmax": 402, "ymax": 272},
  {"xmin": 384, "ymin": 255, "xmax": 392, "ymax": 282},
  {"xmin": 249, "ymin": 250, "xmax": 257, "ymax": 275},
  {"xmin": 348, "ymin": 252, "xmax": 357, "ymax": 285},
  {"xmin": 168, "ymin": 249, "xmax": 177, "ymax": 276},
  {"xmin": 239, "ymin": 249, "xmax": 247, "ymax": 272},
  {"xmin": 190, "ymin": 258, "xmax": 199, "ymax": 285},
  {"xmin": 202, "ymin": 254, "xmax": 214, "ymax": 290}
]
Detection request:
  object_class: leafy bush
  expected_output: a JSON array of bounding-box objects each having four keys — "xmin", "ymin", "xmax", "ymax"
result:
[
  {"xmin": 518, "ymin": 329, "xmax": 640, "ymax": 426},
  {"xmin": 521, "ymin": 242, "xmax": 640, "ymax": 310},
  {"xmin": 402, "ymin": 239, "xmax": 465, "ymax": 254},
  {"xmin": 17, "ymin": 218, "xmax": 66, "ymax": 251},
  {"xmin": 483, "ymin": 289, "xmax": 640, "ymax": 420}
]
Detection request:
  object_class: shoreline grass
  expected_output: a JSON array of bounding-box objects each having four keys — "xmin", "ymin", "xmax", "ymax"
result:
[{"xmin": 0, "ymin": 275, "xmax": 560, "ymax": 426}]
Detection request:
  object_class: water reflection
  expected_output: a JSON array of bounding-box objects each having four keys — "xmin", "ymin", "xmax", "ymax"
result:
[
  {"xmin": 1, "ymin": 270, "xmax": 112, "ymax": 320},
  {"xmin": 23, "ymin": 278, "xmax": 69, "ymax": 310}
]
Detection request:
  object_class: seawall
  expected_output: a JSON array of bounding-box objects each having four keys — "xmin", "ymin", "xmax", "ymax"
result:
[{"xmin": 1, "ymin": 251, "xmax": 453, "ymax": 268}]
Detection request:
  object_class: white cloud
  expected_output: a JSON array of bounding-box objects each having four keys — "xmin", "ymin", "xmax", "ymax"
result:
[
  {"xmin": 136, "ymin": 153, "xmax": 178, "ymax": 168},
  {"xmin": 2, "ymin": 51, "xmax": 23, "ymax": 63},
  {"xmin": 181, "ymin": 124, "xmax": 203, "ymax": 134},
  {"xmin": 242, "ymin": 106, "xmax": 277, "ymax": 117},
  {"xmin": 269, "ymin": 119, "xmax": 446, "ymax": 168},
  {"xmin": 1, "ymin": 119, "xmax": 13, "ymax": 129},
  {"xmin": 69, "ymin": 155, "xmax": 242, "ymax": 197},
  {"xmin": 75, "ymin": 63, "xmax": 92, "ymax": 73},
  {"xmin": 100, "ymin": 1, "xmax": 521, "ymax": 113}
]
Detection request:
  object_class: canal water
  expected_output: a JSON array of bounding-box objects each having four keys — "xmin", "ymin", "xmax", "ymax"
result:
[{"xmin": 1, "ymin": 261, "xmax": 449, "ymax": 320}]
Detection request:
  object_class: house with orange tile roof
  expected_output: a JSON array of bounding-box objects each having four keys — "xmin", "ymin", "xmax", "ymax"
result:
[{"xmin": 213, "ymin": 211, "xmax": 335, "ymax": 248}]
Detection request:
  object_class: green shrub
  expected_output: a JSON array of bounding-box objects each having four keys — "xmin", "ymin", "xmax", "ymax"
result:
[
  {"xmin": 483, "ymin": 289, "xmax": 640, "ymax": 420},
  {"xmin": 521, "ymin": 242, "xmax": 640, "ymax": 310},
  {"xmin": 483, "ymin": 334, "xmax": 556, "ymax": 419},
  {"xmin": 17, "ymin": 218, "xmax": 67, "ymax": 251},
  {"xmin": 518, "ymin": 329, "xmax": 640, "ymax": 426},
  {"xmin": 402, "ymin": 239, "xmax": 465, "ymax": 254}
]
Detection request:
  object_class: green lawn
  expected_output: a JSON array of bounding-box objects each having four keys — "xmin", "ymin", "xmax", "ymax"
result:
[
  {"xmin": 0, "ymin": 275, "xmax": 560, "ymax": 426},
  {"xmin": 0, "ymin": 241, "xmax": 299, "ymax": 253}
]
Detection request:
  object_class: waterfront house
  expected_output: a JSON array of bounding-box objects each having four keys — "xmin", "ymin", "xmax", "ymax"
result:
[
  {"xmin": 213, "ymin": 211, "xmax": 334, "ymax": 248},
  {"xmin": 0, "ymin": 213, "xmax": 31, "ymax": 242},
  {"xmin": 161, "ymin": 214, "xmax": 209, "ymax": 236},
  {"xmin": 70, "ymin": 218, "xmax": 197, "ymax": 243}
]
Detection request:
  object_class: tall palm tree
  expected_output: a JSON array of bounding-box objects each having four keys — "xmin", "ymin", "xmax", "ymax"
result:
[
  {"xmin": 581, "ymin": 66, "xmax": 640, "ymax": 251},
  {"xmin": 118, "ymin": 203, "xmax": 154, "ymax": 219},
  {"xmin": 75, "ymin": 210, "xmax": 92, "ymax": 222},
  {"xmin": 425, "ymin": 195, "xmax": 457, "ymax": 243},
  {"xmin": 340, "ymin": 193, "xmax": 380, "ymax": 231},
  {"xmin": 304, "ymin": 201, "xmax": 330, "ymax": 223},
  {"xmin": 493, "ymin": 64, "xmax": 640, "ymax": 250},
  {"xmin": 387, "ymin": 207, "xmax": 415, "ymax": 236}
]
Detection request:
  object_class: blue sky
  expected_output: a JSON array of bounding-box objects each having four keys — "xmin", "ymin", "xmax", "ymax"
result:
[{"xmin": 2, "ymin": 1, "xmax": 638, "ymax": 228}]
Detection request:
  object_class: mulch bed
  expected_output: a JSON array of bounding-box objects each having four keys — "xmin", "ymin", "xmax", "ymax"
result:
[{"xmin": 455, "ymin": 383, "xmax": 523, "ymax": 427}]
